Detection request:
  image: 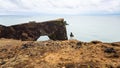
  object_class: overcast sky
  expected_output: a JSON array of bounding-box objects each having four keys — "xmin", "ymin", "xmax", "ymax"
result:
[{"xmin": 0, "ymin": 0, "xmax": 120, "ymax": 15}]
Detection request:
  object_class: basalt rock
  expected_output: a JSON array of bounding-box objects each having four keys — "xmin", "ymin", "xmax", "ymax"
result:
[{"xmin": 0, "ymin": 18, "xmax": 68, "ymax": 41}]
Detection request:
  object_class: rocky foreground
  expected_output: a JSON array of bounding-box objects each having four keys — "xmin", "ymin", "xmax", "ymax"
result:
[{"xmin": 0, "ymin": 39, "xmax": 120, "ymax": 68}]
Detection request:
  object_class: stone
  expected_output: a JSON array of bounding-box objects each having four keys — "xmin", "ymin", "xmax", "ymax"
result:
[
  {"xmin": 104, "ymin": 47, "xmax": 116, "ymax": 53},
  {"xmin": 0, "ymin": 18, "xmax": 68, "ymax": 41},
  {"xmin": 90, "ymin": 40, "xmax": 102, "ymax": 44}
]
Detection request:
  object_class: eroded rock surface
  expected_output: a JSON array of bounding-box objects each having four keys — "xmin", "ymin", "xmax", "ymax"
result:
[
  {"xmin": 0, "ymin": 39, "xmax": 120, "ymax": 68},
  {"xmin": 0, "ymin": 18, "xmax": 68, "ymax": 41}
]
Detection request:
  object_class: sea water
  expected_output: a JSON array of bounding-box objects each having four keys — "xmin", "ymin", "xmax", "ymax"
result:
[{"xmin": 0, "ymin": 15, "xmax": 120, "ymax": 42}]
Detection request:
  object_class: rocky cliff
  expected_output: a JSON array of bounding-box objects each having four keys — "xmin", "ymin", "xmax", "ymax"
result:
[{"xmin": 0, "ymin": 18, "xmax": 68, "ymax": 41}]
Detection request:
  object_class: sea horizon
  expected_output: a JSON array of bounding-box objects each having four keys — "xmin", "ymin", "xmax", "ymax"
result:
[{"xmin": 0, "ymin": 15, "xmax": 120, "ymax": 42}]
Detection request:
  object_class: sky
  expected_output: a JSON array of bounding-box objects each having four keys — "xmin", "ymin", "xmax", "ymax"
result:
[{"xmin": 0, "ymin": 0, "xmax": 120, "ymax": 15}]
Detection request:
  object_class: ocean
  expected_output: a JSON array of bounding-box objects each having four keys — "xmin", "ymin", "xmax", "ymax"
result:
[{"xmin": 0, "ymin": 15, "xmax": 120, "ymax": 42}]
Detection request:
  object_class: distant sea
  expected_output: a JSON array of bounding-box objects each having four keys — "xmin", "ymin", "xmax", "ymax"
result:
[{"xmin": 0, "ymin": 15, "xmax": 120, "ymax": 42}]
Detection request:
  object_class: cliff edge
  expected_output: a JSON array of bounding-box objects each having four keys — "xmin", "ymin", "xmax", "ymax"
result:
[{"xmin": 0, "ymin": 39, "xmax": 120, "ymax": 68}]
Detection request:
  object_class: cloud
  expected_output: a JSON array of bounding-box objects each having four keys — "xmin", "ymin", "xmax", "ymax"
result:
[{"xmin": 0, "ymin": 0, "xmax": 120, "ymax": 15}]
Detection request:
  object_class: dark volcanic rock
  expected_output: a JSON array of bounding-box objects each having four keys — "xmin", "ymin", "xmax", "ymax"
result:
[
  {"xmin": 0, "ymin": 18, "xmax": 68, "ymax": 41},
  {"xmin": 90, "ymin": 40, "xmax": 102, "ymax": 44},
  {"xmin": 104, "ymin": 47, "xmax": 116, "ymax": 53}
]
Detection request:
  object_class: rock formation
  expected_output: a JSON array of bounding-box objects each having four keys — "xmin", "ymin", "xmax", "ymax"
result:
[{"xmin": 0, "ymin": 18, "xmax": 68, "ymax": 41}]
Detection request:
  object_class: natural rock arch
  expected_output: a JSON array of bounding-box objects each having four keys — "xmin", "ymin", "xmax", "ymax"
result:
[{"xmin": 0, "ymin": 18, "xmax": 68, "ymax": 41}]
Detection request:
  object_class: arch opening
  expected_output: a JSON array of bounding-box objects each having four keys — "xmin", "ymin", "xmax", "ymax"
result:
[{"xmin": 37, "ymin": 36, "xmax": 49, "ymax": 41}]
